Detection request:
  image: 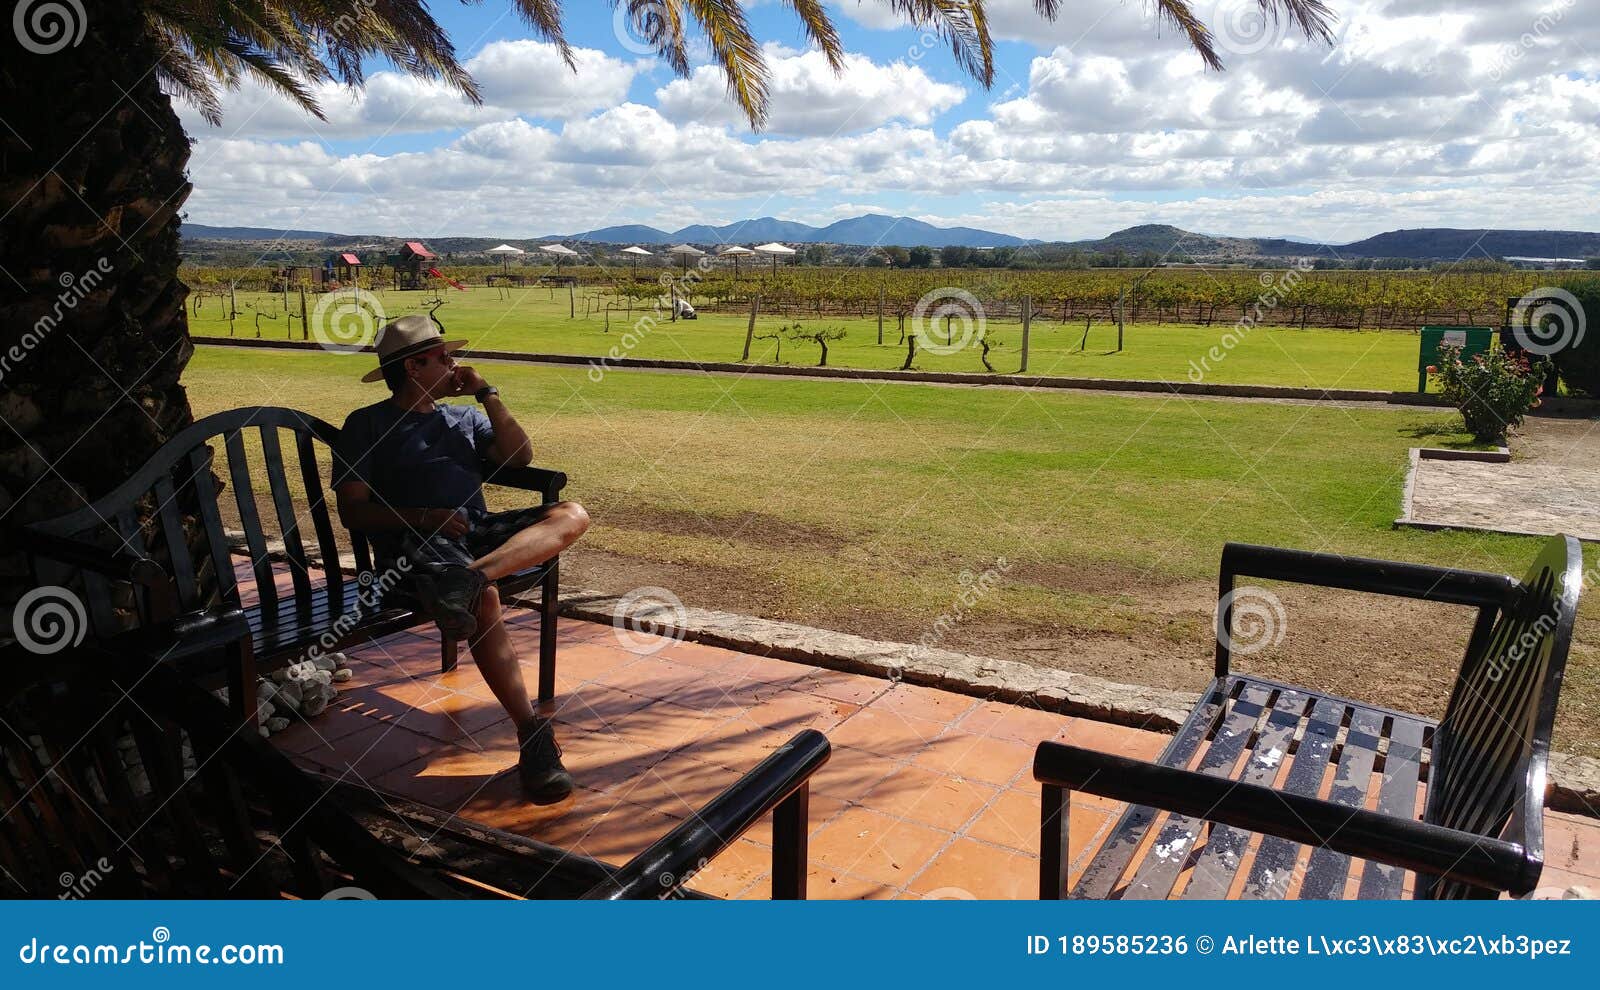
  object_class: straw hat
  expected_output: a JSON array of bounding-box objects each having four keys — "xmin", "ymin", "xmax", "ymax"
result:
[{"xmin": 361, "ymin": 315, "xmax": 466, "ymax": 382}]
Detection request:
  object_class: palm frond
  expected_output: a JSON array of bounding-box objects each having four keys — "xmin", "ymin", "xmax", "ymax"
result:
[
  {"xmin": 682, "ymin": 0, "xmax": 770, "ymax": 126},
  {"xmin": 137, "ymin": 0, "xmax": 1339, "ymax": 134},
  {"xmin": 141, "ymin": 0, "xmax": 480, "ymax": 123},
  {"xmin": 620, "ymin": 0, "xmax": 691, "ymax": 76},
  {"xmin": 509, "ymin": 0, "xmax": 576, "ymax": 70},
  {"xmin": 783, "ymin": 0, "xmax": 844, "ymax": 72},
  {"xmin": 1151, "ymin": 1, "xmax": 1338, "ymax": 71},
  {"xmin": 1150, "ymin": 0, "xmax": 1219, "ymax": 71},
  {"xmin": 882, "ymin": 0, "xmax": 993, "ymax": 87}
]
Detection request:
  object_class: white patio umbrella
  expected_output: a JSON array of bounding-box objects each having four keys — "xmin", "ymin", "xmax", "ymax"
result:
[
  {"xmin": 754, "ymin": 242, "xmax": 796, "ymax": 274},
  {"xmin": 667, "ymin": 243, "xmax": 705, "ymax": 276},
  {"xmin": 485, "ymin": 243, "xmax": 524, "ymax": 273},
  {"xmin": 540, "ymin": 243, "xmax": 580, "ymax": 269},
  {"xmin": 620, "ymin": 245, "xmax": 653, "ymax": 274},
  {"xmin": 718, "ymin": 245, "xmax": 755, "ymax": 277}
]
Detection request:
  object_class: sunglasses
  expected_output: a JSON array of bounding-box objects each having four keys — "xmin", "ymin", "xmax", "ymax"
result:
[{"xmin": 406, "ymin": 348, "xmax": 454, "ymax": 367}]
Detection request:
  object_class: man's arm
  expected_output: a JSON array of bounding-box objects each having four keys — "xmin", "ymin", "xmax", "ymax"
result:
[
  {"xmin": 335, "ymin": 480, "xmax": 469, "ymax": 538},
  {"xmin": 451, "ymin": 365, "xmax": 531, "ymax": 467}
]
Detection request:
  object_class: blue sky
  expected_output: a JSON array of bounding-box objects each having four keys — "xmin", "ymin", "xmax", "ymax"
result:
[{"xmin": 178, "ymin": 1, "xmax": 1600, "ymax": 243}]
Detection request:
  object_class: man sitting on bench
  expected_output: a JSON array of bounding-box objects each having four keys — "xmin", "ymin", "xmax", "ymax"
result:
[{"xmin": 331, "ymin": 315, "xmax": 591, "ymax": 804}]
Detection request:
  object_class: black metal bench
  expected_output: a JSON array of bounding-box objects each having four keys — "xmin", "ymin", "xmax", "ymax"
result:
[
  {"xmin": 1035, "ymin": 534, "xmax": 1581, "ymax": 900},
  {"xmin": 0, "ymin": 647, "xmax": 829, "ymax": 899},
  {"xmin": 16, "ymin": 406, "xmax": 565, "ymax": 725}
]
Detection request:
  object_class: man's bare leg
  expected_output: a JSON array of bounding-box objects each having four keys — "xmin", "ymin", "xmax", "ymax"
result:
[
  {"xmin": 468, "ymin": 583, "xmax": 574, "ymax": 802},
  {"xmin": 470, "ymin": 501, "xmax": 590, "ymax": 581},
  {"xmin": 465, "ymin": 585, "xmax": 536, "ymax": 730}
]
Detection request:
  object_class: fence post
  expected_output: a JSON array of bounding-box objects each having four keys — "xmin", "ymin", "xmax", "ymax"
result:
[
  {"xmin": 742, "ymin": 295, "xmax": 760, "ymax": 360},
  {"xmin": 569, "ymin": 282, "xmax": 575, "ymax": 319},
  {"xmin": 299, "ymin": 286, "xmax": 308, "ymax": 340},
  {"xmin": 877, "ymin": 286, "xmax": 884, "ymax": 345},
  {"xmin": 1020, "ymin": 295, "xmax": 1032, "ymax": 372},
  {"xmin": 1117, "ymin": 286, "xmax": 1125, "ymax": 352}
]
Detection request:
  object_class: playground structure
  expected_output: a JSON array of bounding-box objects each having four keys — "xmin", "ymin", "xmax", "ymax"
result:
[
  {"xmin": 430, "ymin": 267, "xmax": 469, "ymax": 291},
  {"xmin": 325, "ymin": 251, "xmax": 362, "ymax": 286},
  {"xmin": 390, "ymin": 240, "xmax": 438, "ymax": 289}
]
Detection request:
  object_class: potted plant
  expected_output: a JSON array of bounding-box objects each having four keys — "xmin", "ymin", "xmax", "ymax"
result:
[{"xmin": 1428, "ymin": 344, "xmax": 1547, "ymax": 445}]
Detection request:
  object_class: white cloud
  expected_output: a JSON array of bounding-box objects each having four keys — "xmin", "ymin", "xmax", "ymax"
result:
[
  {"xmin": 178, "ymin": 1, "xmax": 1600, "ymax": 242},
  {"xmin": 178, "ymin": 41, "xmax": 640, "ymax": 139},
  {"xmin": 654, "ymin": 45, "xmax": 965, "ymax": 135}
]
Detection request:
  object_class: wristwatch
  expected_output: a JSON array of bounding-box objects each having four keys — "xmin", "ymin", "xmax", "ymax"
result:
[{"xmin": 474, "ymin": 385, "xmax": 499, "ymax": 403}]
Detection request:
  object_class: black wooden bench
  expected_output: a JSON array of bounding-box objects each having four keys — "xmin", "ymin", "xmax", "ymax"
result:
[
  {"xmin": 16, "ymin": 406, "xmax": 565, "ymax": 725},
  {"xmin": 0, "ymin": 645, "xmax": 829, "ymax": 899},
  {"xmin": 1034, "ymin": 534, "xmax": 1581, "ymax": 900}
]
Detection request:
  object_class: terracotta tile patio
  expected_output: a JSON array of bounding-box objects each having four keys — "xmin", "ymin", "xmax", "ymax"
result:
[{"xmin": 270, "ymin": 606, "xmax": 1600, "ymax": 899}]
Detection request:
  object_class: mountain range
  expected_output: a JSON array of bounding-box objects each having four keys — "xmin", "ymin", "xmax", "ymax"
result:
[
  {"xmin": 180, "ymin": 216, "xmax": 1600, "ymax": 261},
  {"xmin": 180, "ymin": 214, "xmax": 1032, "ymax": 249}
]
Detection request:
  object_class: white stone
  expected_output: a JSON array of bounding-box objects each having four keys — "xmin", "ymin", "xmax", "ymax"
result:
[
  {"xmin": 266, "ymin": 717, "xmax": 291, "ymax": 733},
  {"xmin": 274, "ymin": 681, "xmax": 303, "ymax": 711},
  {"xmin": 310, "ymin": 654, "xmax": 338, "ymax": 673},
  {"xmin": 332, "ymin": 669, "xmax": 354, "ymax": 683}
]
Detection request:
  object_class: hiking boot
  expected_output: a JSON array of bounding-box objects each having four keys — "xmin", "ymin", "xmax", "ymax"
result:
[
  {"xmin": 517, "ymin": 718, "xmax": 574, "ymax": 804},
  {"xmin": 412, "ymin": 565, "xmax": 486, "ymax": 639}
]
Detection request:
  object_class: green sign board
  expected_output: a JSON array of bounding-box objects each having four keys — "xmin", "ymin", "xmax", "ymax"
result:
[{"xmin": 1418, "ymin": 326, "xmax": 1495, "ymax": 392}]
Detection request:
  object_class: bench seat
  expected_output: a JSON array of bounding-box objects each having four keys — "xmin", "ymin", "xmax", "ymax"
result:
[
  {"xmin": 1036, "ymin": 535, "xmax": 1580, "ymax": 900},
  {"xmin": 1069, "ymin": 673, "xmax": 1435, "ymax": 900}
]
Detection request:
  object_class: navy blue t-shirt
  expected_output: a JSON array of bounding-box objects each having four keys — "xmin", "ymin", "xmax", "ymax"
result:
[{"xmin": 331, "ymin": 400, "xmax": 496, "ymax": 556}]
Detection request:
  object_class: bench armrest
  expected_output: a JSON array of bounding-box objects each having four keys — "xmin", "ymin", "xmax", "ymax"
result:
[
  {"xmin": 13, "ymin": 526, "xmax": 170, "ymax": 588},
  {"xmin": 583, "ymin": 729, "xmax": 830, "ymax": 899},
  {"xmin": 1034, "ymin": 741, "xmax": 1532, "ymax": 895},
  {"xmin": 480, "ymin": 463, "xmax": 567, "ymax": 503}
]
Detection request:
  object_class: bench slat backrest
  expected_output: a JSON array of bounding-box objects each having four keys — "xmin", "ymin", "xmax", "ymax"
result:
[
  {"xmin": 27, "ymin": 407, "xmax": 353, "ymax": 641},
  {"xmin": 1423, "ymin": 534, "xmax": 1580, "ymax": 899},
  {"xmin": 259, "ymin": 425, "xmax": 314, "ymax": 602}
]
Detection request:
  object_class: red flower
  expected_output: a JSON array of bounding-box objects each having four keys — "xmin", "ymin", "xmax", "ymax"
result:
[{"xmin": 1426, "ymin": 365, "xmax": 1438, "ymax": 374}]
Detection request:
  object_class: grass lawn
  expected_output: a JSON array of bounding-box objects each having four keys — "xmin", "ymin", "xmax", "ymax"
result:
[
  {"xmin": 185, "ymin": 345, "xmax": 1598, "ymax": 756},
  {"xmin": 188, "ymin": 287, "xmax": 1425, "ymax": 391}
]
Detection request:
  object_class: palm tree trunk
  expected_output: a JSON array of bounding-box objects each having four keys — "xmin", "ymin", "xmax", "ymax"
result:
[{"xmin": 1, "ymin": 2, "xmax": 196, "ymax": 599}]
